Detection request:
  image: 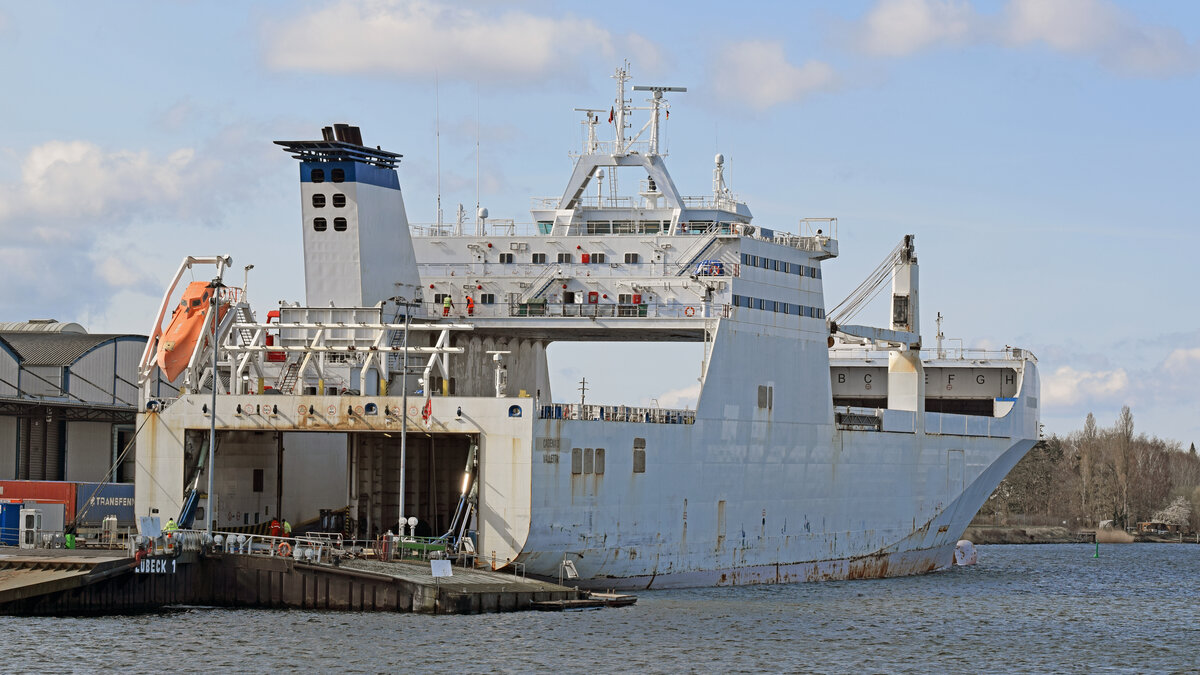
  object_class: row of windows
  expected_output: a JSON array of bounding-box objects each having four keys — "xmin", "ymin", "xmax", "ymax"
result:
[
  {"xmin": 570, "ymin": 448, "xmax": 606, "ymax": 475},
  {"xmin": 740, "ymin": 253, "xmax": 821, "ymax": 279},
  {"xmin": 493, "ymin": 252, "xmax": 636, "ymax": 264},
  {"xmin": 433, "ymin": 292, "xmax": 496, "ymax": 304},
  {"xmin": 313, "ymin": 217, "xmax": 348, "ymax": 232},
  {"xmin": 312, "ymin": 193, "xmax": 347, "ymax": 208},
  {"xmin": 310, "ymin": 168, "xmax": 345, "ymax": 183},
  {"xmin": 731, "ymin": 294, "xmax": 825, "ymax": 318}
]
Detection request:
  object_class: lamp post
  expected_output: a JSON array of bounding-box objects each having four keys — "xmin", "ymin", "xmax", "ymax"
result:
[
  {"xmin": 398, "ymin": 299, "xmax": 412, "ymax": 535},
  {"xmin": 206, "ymin": 276, "xmax": 224, "ymax": 536}
]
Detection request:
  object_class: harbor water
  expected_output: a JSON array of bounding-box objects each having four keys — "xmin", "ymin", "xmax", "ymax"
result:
[{"xmin": 4, "ymin": 543, "xmax": 1196, "ymax": 673}]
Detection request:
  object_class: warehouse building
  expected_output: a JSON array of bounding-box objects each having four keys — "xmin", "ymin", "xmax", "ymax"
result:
[{"xmin": 0, "ymin": 320, "xmax": 174, "ymax": 482}]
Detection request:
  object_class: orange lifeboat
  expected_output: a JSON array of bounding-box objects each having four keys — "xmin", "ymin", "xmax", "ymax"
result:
[{"xmin": 155, "ymin": 281, "xmax": 229, "ymax": 381}]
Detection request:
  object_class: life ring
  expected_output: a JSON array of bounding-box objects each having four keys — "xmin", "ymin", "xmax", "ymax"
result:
[
  {"xmin": 277, "ymin": 542, "xmax": 292, "ymax": 557},
  {"xmin": 684, "ymin": 306, "xmax": 696, "ymax": 317}
]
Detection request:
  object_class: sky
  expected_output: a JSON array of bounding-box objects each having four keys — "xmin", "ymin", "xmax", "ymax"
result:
[{"xmin": 0, "ymin": 0, "xmax": 1197, "ymax": 445}]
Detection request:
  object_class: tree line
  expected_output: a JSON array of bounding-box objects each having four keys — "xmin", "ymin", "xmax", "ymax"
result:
[{"xmin": 978, "ymin": 406, "xmax": 1200, "ymax": 531}]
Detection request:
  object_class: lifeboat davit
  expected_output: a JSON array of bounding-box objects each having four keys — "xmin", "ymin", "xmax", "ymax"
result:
[{"xmin": 155, "ymin": 281, "xmax": 229, "ymax": 382}]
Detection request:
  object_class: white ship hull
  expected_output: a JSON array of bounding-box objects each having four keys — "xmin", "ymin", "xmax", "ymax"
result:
[{"xmin": 514, "ymin": 399, "xmax": 1037, "ymax": 589}]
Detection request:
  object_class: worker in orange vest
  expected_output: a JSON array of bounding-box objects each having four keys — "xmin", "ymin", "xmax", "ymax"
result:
[{"xmin": 466, "ymin": 295, "xmax": 475, "ymax": 317}]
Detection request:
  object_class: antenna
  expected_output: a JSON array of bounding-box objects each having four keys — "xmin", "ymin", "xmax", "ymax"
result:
[
  {"xmin": 435, "ymin": 71, "xmax": 443, "ymax": 234},
  {"xmin": 578, "ymin": 376, "xmax": 588, "ymax": 408},
  {"xmin": 632, "ymin": 85, "xmax": 686, "ymax": 156},
  {"xmin": 475, "ymin": 83, "xmax": 481, "ymax": 236},
  {"xmin": 574, "ymin": 108, "xmax": 605, "ymax": 154}
]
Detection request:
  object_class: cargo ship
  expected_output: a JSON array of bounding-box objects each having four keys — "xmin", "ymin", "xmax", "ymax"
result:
[{"xmin": 133, "ymin": 64, "xmax": 1039, "ymax": 589}]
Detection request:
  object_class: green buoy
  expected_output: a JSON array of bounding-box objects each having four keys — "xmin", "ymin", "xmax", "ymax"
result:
[{"xmin": 1093, "ymin": 539, "xmax": 1099, "ymax": 558}]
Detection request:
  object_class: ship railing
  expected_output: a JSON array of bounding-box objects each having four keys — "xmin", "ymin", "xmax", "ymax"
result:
[
  {"xmin": 538, "ymin": 403, "xmax": 696, "ymax": 425},
  {"xmin": 410, "ymin": 221, "xmax": 545, "ymax": 237},
  {"xmin": 417, "ymin": 260, "xmax": 739, "ymax": 279},
  {"xmin": 680, "ymin": 195, "xmax": 743, "ymax": 210},
  {"xmin": 202, "ymin": 530, "xmax": 334, "ymax": 564},
  {"xmin": 829, "ymin": 346, "xmax": 1033, "ymax": 363},
  {"xmin": 500, "ymin": 301, "xmax": 729, "ymax": 320}
]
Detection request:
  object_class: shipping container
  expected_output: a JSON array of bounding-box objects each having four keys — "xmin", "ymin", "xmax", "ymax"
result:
[
  {"xmin": 0, "ymin": 501, "xmax": 20, "ymax": 545},
  {"xmin": 74, "ymin": 482, "xmax": 136, "ymax": 527},
  {"xmin": 0, "ymin": 481, "xmax": 76, "ymax": 524}
]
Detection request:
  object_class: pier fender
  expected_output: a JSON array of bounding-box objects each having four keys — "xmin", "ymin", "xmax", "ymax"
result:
[{"xmin": 953, "ymin": 540, "xmax": 977, "ymax": 566}]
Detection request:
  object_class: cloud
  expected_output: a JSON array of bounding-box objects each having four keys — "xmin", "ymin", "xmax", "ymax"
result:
[
  {"xmin": 851, "ymin": 0, "xmax": 1200, "ymax": 76},
  {"xmin": 709, "ymin": 41, "xmax": 837, "ymax": 110},
  {"xmin": 1042, "ymin": 365, "xmax": 1129, "ymax": 408},
  {"xmin": 263, "ymin": 0, "xmax": 661, "ymax": 83},
  {"xmin": 0, "ymin": 122, "xmax": 282, "ymax": 329},
  {"xmin": 1001, "ymin": 0, "xmax": 1199, "ymax": 76},
  {"xmin": 1164, "ymin": 347, "xmax": 1200, "ymax": 371},
  {"xmin": 647, "ymin": 383, "xmax": 701, "ymax": 410},
  {"xmin": 0, "ymin": 141, "xmax": 207, "ymax": 244},
  {"xmin": 856, "ymin": 0, "xmax": 976, "ymax": 56}
]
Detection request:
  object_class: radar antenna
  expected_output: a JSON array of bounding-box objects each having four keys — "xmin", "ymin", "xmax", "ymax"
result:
[{"xmin": 632, "ymin": 84, "xmax": 687, "ymax": 156}]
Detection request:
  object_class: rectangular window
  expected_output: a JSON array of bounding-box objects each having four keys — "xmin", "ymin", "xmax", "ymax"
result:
[
  {"xmin": 717, "ymin": 501, "xmax": 727, "ymax": 550},
  {"xmin": 595, "ymin": 448, "xmax": 605, "ymax": 475},
  {"xmin": 557, "ymin": 252, "xmax": 572, "ymax": 263},
  {"xmin": 499, "ymin": 252, "xmax": 514, "ymax": 263},
  {"xmin": 760, "ymin": 257, "xmax": 770, "ymax": 269},
  {"xmin": 572, "ymin": 448, "xmax": 583, "ymax": 474},
  {"xmin": 624, "ymin": 252, "xmax": 640, "ymax": 264},
  {"xmin": 755, "ymin": 298, "xmax": 765, "ymax": 311},
  {"xmin": 591, "ymin": 252, "xmax": 606, "ymax": 263},
  {"xmin": 757, "ymin": 385, "xmax": 774, "ymax": 409},
  {"xmin": 633, "ymin": 438, "xmax": 646, "ymax": 474},
  {"xmin": 253, "ymin": 469, "xmax": 264, "ymax": 492},
  {"xmin": 532, "ymin": 252, "xmax": 547, "ymax": 264},
  {"xmin": 480, "ymin": 293, "xmax": 495, "ymax": 304},
  {"xmin": 584, "ymin": 448, "xmax": 594, "ymax": 474}
]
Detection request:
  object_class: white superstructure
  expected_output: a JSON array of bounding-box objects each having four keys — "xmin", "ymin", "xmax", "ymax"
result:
[{"xmin": 134, "ymin": 65, "xmax": 1039, "ymax": 588}]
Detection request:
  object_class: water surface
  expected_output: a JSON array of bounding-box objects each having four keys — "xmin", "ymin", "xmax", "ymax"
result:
[{"xmin": 5, "ymin": 544, "xmax": 1196, "ymax": 673}]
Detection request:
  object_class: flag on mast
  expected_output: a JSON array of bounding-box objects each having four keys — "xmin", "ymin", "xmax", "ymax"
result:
[{"xmin": 608, "ymin": 106, "xmax": 614, "ymax": 123}]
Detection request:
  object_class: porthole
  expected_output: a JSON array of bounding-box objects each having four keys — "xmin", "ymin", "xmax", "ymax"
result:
[
  {"xmin": 333, "ymin": 217, "xmax": 347, "ymax": 231},
  {"xmin": 311, "ymin": 169, "xmax": 325, "ymax": 183},
  {"xmin": 331, "ymin": 168, "xmax": 345, "ymax": 183},
  {"xmin": 313, "ymin": 217, "xmax": 327, "ymax": 232},
  {"xmin": 312, "ymin": 194, "xmax": 326, "ymax": 208},
  {"xmin": 332, "ymin": 194, "xmax": 346, "ymax": 208}
]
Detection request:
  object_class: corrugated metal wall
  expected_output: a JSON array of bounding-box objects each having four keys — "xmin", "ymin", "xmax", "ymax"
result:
[
  {"xmin": 20, "ymin": 366, "xmax": 63, "ymax": 398},
  {"xmin": 0, "ymin": 347, "xmax": 17, "ymax": 396},
  {"xmin": 69, "ymin": 342, "xmax": 114, "ymax": 402},
  {"xmin": 18, "ymin": 411, "xmax": 64, "ymax": 481}
]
